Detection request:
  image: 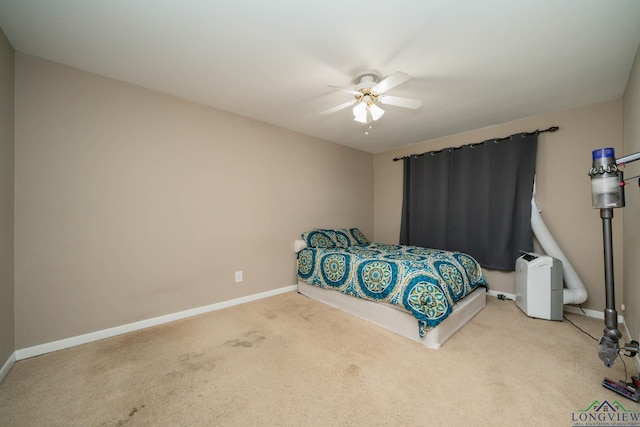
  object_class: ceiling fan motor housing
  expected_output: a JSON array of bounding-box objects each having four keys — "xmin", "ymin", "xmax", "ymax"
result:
[{"xmin": 354, "ymin": 71, "xmax": 381, "ymax": 92}]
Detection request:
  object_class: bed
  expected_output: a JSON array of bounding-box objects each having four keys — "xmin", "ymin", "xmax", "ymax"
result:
[{"xmin": 295, "ymin": 228, "xmax": 488, "ymax": 348}]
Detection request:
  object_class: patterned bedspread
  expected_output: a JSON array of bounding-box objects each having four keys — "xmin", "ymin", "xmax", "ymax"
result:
[{"xmin": 297, "ymin": 243, "xmax": 488, "ymax": 336}]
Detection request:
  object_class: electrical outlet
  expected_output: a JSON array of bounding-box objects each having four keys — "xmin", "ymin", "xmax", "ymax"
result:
[{"xmin": 235, "ymin": 271, "xmax": 243, "ymax": 283}]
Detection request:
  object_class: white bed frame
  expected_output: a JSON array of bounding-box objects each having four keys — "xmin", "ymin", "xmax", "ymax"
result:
[{"xmin": 297, "ymin": 281, "xmax": 486, "ymax": 349}]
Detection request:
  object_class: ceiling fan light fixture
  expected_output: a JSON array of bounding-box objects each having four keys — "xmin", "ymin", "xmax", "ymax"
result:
[
  {"xmin": 353, "ymin": 102, "xmax": 368, "ymax": 123},
  {"xmin": 353, "ymin": 100, "xmax": 385, "ymax": 124},
  {"xmin": 369, "ymin": 103, "xmax": 385, "ymax": 121}
]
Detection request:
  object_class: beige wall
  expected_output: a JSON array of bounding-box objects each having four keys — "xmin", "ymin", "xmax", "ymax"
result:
[
  {"xmin": 0, "ymin": 29, "xmax": 15, "ymax": 366},
  {"xmin": 7, "ymin": 47, "xmax": 638, "ymax": 351},
  {"xmin": 623, "ymin": 42, "xmax": 640, "ymax": 343},
  {"xmin": 14, "ymin": 54, "xmax": 373, "ymax": 349},
  {"xmin": 373, "ymin": 100, "xmax": 624, "ymax": 313}
]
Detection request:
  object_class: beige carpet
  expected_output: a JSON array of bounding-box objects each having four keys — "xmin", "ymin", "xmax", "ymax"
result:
[{"xmin": 1, "ymin": 291, "xmax": 638, "ymax": 426}]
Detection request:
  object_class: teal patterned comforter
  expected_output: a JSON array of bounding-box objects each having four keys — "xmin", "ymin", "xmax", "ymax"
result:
[{"xmin": 297, "ymin": 243, "xmax": 488, "ymax": 336}]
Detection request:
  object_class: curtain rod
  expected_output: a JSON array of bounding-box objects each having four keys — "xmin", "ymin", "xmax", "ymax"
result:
[{"xmin": 392, "ymin": 126, "xmax": 559, "ymax": 162}]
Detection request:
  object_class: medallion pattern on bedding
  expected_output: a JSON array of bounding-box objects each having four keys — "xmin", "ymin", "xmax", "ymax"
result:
[{"xmin": 297, "ymin": 243, "xmax": 488, "ymax": 336}]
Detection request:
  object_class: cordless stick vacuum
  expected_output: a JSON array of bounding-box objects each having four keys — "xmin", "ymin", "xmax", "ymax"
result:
[{"xmin": 589, "ymin": 147, "xmax": 640, "ymax": 401}]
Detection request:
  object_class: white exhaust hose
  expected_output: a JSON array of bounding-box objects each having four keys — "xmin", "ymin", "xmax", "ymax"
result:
[{"xmin": 530, "ymin": 196, "xmax": 588, "ymax": 305}]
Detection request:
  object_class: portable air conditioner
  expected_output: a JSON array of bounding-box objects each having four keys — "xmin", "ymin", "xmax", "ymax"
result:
[{"xmin": 515, "ymin": 252, "xmax": 563, "ymax": 321}]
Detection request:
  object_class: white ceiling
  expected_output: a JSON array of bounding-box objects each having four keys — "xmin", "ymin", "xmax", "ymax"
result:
[{"xmin": 1, "ymin": 0, "xmax": 640, "ymax": 153}]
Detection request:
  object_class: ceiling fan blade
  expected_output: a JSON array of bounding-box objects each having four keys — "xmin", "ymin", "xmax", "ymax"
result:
[
  {"xmin": 320, "ymin": 100, "xmax": 356, "ymax": 115},
  {"xmin": 378, "ymin": 95, "xmax": 422, "ymax": 109},
  {"xmin": 327, "ymin": 84, "xmax": 361, "ymax": 95},
  {"xmin": 371, "ymin": 71, "xmax": 410, "ymax": 94}
]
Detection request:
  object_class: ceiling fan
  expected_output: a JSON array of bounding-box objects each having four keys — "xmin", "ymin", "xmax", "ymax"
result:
[{"xmin": 320, "ymin": 71, "xmax": 422, "ymax": 125}]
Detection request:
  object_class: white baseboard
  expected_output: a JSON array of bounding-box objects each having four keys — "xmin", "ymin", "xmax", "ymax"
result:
[
  {"xmin": 487, "ymin": 291, "xmax": 625, "ymax": 323},
  {"xmin": 563, "ymin": 304, "xmax": 625, "ymax": 324},
  {"xmin": 0, "ymin": 351, "xmax": 16, "ymax": 384},
  {"xmin": 15, "ymin": 285, "xmax": 298, "ymax": 361}
]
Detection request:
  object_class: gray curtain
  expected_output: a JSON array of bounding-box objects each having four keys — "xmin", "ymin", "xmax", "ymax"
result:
[{"xmin": 399, "ymin": 132, "xmax": 538, "ymax": 271}]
